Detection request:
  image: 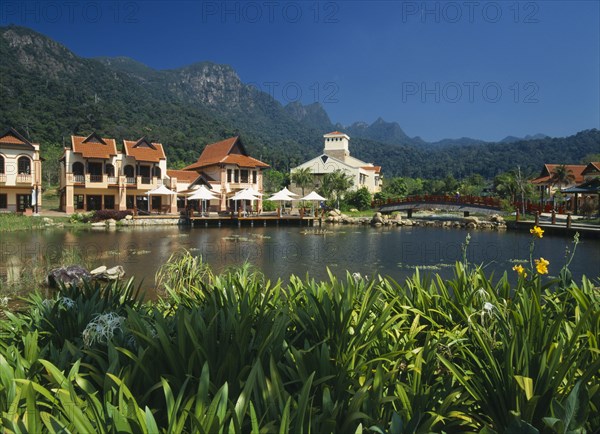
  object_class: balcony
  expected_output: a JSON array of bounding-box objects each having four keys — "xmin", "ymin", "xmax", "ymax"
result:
[
  {"xmin": 107, "ymin": 176, "xmax": 118, "ymax": 184},
  {"xmin": 73, "ymin": 175, "xmax": 85, "ymax": 184},
  {"xmin": 126, "ymin": 177, "xmax": 136, "ymax": 185},
  {"xmin": 16, "ymin": 174, "xmax": 32, "ymax": 184},
  {"xmin": 89, "ymin": 175, "xmax": 103, "ymax": 183},
  {"xmin": 141, "ymin": 177, "xmax": 152, "ymax": 184},
  {"xmin": 0, "ymin": 174, "xmax": 6, "ymax": 183}
]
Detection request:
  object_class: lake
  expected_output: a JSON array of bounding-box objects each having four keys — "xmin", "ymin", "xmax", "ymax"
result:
[{"xmin": 1, "ymin": 224, "xmax": 598, "ymax": 297}]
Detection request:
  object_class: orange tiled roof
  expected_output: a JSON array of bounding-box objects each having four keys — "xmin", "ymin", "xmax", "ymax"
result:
[
  {"xmin": 72, "ymin": 133, "xmax": 117, "ymax": 159},
  {"xmin": 582, "ymin": 162, "xmax": 600, "ymax": 176},
  {"xmin": 362, "ymin": 165, "xmax": 382, "ymax": 172},
  {"xmin": 123, "ymin": 138, "xmax": 166, "ymax": 163},
  {"xmin": 167, "ymin": 169, "xmax": 200, "ymax": 183},
  {"xmin": 183, "ymin": 137, "xmax": 269, "ymax": 170},
  {"xmin": 326, "ymin": 131, "xmax": 345, "ymax": 135},
  {"xmin": 0, "ymin": 128, "xmax": 37, "ymax": 149},
  {"xmin": 531, "ymin": 164, "xmax": 586, "ymax": 185}
]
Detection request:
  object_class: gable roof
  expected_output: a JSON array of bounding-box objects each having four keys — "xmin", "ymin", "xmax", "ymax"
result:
[
  {"xmin": 183, "ymin": 136, "xmax": 269, "ymax": 170},
  {"xmin": 531, "ymin": 164, "xmax": 586, "ymax": 185},
  {"xmin": 0, "ymin": 128, "xmax": 37, "ymax": 150},
  {"xmin": 582, "ymin": 162, "xmax": 600, "ymax": 176},
  {"xmin": 123, "ymin": 137, "xmax": 166, "ymax": 162},
  {"xmin": 71, "ymin": 133, "xmax": 118, "ymax": 159}
]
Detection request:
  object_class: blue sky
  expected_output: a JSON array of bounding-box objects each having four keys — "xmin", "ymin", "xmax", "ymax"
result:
[{"xmin": 1, "ymin": 0, "xmax": 598, "ymax": 142}]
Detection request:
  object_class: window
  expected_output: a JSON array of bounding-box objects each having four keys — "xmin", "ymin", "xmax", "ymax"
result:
[
  {"xmin": 0, "ymin": 155, "xmax": 4, "ymax": 174},
  {"xmin": 74, "ymin": 194, "xmax": 84, "ymax": 210},
  {"xmin": 18, "ymin": 156, "xmax": 31, "ymax": 174},
  {"xmin": 227, "ymin": 169, "xmax": 233, "ymax": 183},
  {"xmin": 72, "ymin": 162, "xmax": 84, "ymax": 175},
  {"xmin": 252, "ymin": 171, "xmax": 257, "ymax": 184},
  {"xmin": 126, "ymin": 195, "xmax": 135, "ymax": 209},
  {"xmin": 87, "ymin": 195, "xmax": 102, "ymax": 211},
  {"xmin": 104, "ymin": 195, "xmax": 115, "ymax": 210},
  {"xmin": 124, "ymin": 165, "xmax": 135, "ymax": 177},
  {"xmin": 234, "ymin": 170, "xmax": 239, "ymax": 183},
  {"xmin": 0, "ymin": 194, "xmax": 7, "ymax": 209},
  {"xmin": 153, "ymin": 166, "xmax": 161, "ymax": 178},
  {"xmin": 241, "ymin": 169, "xmax": 249, "ymax": 183},
  {"xmin": 105, "ymin": 164, "xmax": 115, "ymax": 177}
]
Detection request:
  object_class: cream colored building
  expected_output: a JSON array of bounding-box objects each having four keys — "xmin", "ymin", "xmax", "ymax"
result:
[
  {"xmin": 0, "ymin": 128, "xmax": 42, "ymax": 213},
  {"xmin": 60, "ymin": 133, "xmax": 172, "ymax": 213},
  {"xmin": 290, "ymin": 131, "xmax": 382, "ymax": 194}
]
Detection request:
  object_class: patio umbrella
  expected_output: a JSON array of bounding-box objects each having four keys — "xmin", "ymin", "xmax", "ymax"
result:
[
  {"xmin": 268, "ymin": 190, "xmax": 297, "ymax": 215},
  {"xmin": 146, "ymin": 184, "xmax": 177, "ymax": 212},
  {"xmin": 188, "ymin": 185, "xmax": 219, "ymax": 214},
  {"xmin": 300, "ymin": 191, "xmax": 327, "ymax": 216},
  {"xmin": 231, "ymin": 188, "xmax": 261, "ymax": 213}
]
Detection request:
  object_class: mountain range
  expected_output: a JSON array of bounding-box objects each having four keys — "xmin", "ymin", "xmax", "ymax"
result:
[{"xmin": 1, "ymin": 25, "xmax": 598, "ymax": 179}]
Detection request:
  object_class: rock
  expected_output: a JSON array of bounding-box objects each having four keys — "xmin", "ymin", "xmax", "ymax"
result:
[
  {"xmin": 403, "ymin": 219, "xmax": 413, "ymax": 226},
  {"xmin": 106, "ymin": 218, "xmax": 117, "ymax": 226},
  {"xmin": 42, "ymin": 217, "xmax": 53, "ymax": 224},
  {"xmin": 95, "ymin": 265, "xmax": 125, "ymax": 281},
  {"xmin": 125, "ymin": 215, "xmax": 133, "ymax": 220},
  {"xmin": 391, "ymin": 213, "xmax": 402, "ymax": 222},
  {"xmin": 90, "ymin": 265, "xmax": 107, "ymax": 275},
  {"xmin": 466, "ymin": 222, "xmax": 477, "ymax": 229},
  {"xmin": 91, "ymin": 222, "xmax": 105, "ymax": 227},
  {"xmin": 464, "ymin": 216, "xmax": 479, "ymax": 224},
  {"xmin": 371, "ymin": 212, "xmax": 385, "ymax": 226},
  {"xmin": 47, "ymin": 265, "xmax": 92, "ymax": 288},
  {"xmin": 349, "ymin": 208, "xmax": 359, "ymax": 213},
  {"xmin": 490, "ymin": 214, "xmax": 505, "ymax": 223}
]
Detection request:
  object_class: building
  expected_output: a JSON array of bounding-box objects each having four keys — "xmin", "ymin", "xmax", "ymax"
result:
[
  {"xmin": 182, "ymin": 136, "xmax": 269, "ymax": 212},
  {"xmin": 0, "ymin": 128, "xmax": 42, "ymax": 213},
  {"xmin": 60, "ymin": 133, "xmax": 171, "ymax": 213},
  {"xmin": 531, "ymin": 164, "xmax": 586, "ymax": 206},
  {"xmin": 289, "ymin": 131, "xmax": 382, "ymax": 195}
]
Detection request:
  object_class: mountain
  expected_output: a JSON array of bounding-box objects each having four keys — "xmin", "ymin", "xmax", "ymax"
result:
[
  {"xmin": 500, "ymin": 133, "xmax": 549, "ymax": 143},
  {"xmin": 1, "ymin": 25, "xmax": 598, "ymax": 180}
]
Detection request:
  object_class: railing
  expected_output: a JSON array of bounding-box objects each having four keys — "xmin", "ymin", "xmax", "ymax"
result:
[
  {"xmin": 126, "ymin": 177, "xmax": 136, "ymax": 184},
  {"xmin": 373, "ymin": 195, "xmax": 502, "ymax": 209},
  {"xmin": 141, "ymin": 177, "xmax": 151, "ymax": 184},
  {"xmin": 16, "ymin": 174, "xmax": 32, "ymax": 183},
  {"xmin": 0, "ymin": 174, "xmax": 6, "ymax": 183},
  {"xmin": 73, "ymin": 175, "xmax": 85, "ymax": 183},
  {"xmin": 89, "ymin": 175, "xmax": 103, "ymax": 183},
  {"xmin": 156, "ymin": 178, "xmax": 163, "ymax": 185},
  {"xmin": 107, "ymin": 176, "xmax": 118, "ymax": 184}
]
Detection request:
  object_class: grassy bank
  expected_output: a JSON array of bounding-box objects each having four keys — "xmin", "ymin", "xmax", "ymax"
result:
[{"xmin": 1, "ymin": 231, "xmax": 598, "ymax": 433}]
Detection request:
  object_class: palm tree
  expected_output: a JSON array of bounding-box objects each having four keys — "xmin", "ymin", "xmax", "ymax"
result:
[
  {"xmin": 291, "ymin": 167, "xmax": 314, "ymax": 196},
  {"xmin": 550, "ymin": 165, "xmax": 575, "ymax": 209},
  {"xmin": 321, "ymin": 169, "xmax": 354, "ymax": 209}
]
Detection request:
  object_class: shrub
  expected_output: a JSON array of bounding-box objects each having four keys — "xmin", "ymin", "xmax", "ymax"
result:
[{"xmin": 92, "ymin": 209, "xmax": 133, "ymax": 222}]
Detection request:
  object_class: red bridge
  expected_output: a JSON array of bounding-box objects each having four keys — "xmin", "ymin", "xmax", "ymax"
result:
[{"xmin": 373, "ymin": 195, "xmax": 567, "ymax": 217}]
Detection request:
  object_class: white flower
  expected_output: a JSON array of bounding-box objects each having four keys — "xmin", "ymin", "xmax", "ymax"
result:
[
  {"xmin": 0, "ymin": 297, "xmax": 9, "ymax": 307},
  {"xmin": 60, "ymin": 297, "xmax": 76, "ymax": 309},
  {"xmin": 82, "ymin": 312, "xmax": 125, "ymax": 347},
  {"xmin": 483, "ymin": 302, "xmax": 494, "ymax": 312},
  {"xmin": 42, "ymin": 299, "xmax": 56, "ymax": 309}
]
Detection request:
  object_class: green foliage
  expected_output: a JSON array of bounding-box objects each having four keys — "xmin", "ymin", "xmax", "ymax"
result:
[
  {"xmin": 320, "ymin": 169, "xmax": 353, "ymax": 209},
  {"xmin": 263, "ymin": 169, "xmax": 287, "ymax": 194},
  {"xmin": 290, "ymin": 167, "xmax": 313, "ymax": 196},
  {"xmin": 345, "ymin": 187, "xmax": 372, "ymax": 211}
]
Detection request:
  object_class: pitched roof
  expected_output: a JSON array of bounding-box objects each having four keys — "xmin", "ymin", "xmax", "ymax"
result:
[
  {"xmin": 123, "ymin": 137, "xmax": 166, "ymax": 162},
  {"xmin": 582, "ymin": 162, "xmax": 600, "ymax": 176},
  {"xmin": 183, "ymin": 136, "xmax": 269, "ymax": 170},
  {"xmin": 362, "ymin": 165, "xmax": 382, "ymax": 173},
  {"xmin": 0, "ymin": 128, "xmax": 37, "ymax": 150},
  {"xmin": 71, "ymin": 133, "xmax": 117, "ymax": 159},
  {"xmin": 167, "ymin": 169, "xmax": 200, "ymax": 183},
  {"xmin": 531, "ymin": 164, "xmax": 586, "ymax": 185}
]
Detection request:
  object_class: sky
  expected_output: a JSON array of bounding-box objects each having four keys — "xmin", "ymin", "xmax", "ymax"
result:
[{"xmin": 1, "ymin": 0, "xmax": 599, "ymax": 142}]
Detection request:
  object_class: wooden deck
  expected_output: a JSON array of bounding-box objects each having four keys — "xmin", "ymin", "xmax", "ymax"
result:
[{"xmin": 188, "ymin": 214, "xmax": 318, "ymax": 226}]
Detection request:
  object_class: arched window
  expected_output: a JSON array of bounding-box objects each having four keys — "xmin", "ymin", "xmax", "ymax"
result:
[
  {"xmin": 18, "ymin": 156, "xmax": 31, "ymax": 174},
  {"xmin": 153, "ymin": 166, "xmax": 161, "ymax": 178},
  {"xmin": 72, "ymin": 162, "xmax": 84, "ymax": 175},
  {"xmin": 106, "ymin": 164, "xmax": 115, "ymax": 177},
  {"xmin": 0, "ymin": 155, "xmax": 4, "ymax": 174},
  {"xmin": 124, "ymin": 165, "xmax": 135, "ymax": 177}
]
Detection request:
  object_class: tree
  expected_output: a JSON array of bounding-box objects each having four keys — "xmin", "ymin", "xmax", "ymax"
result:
[
  {"xmin": 41, "ymin": 143, "xmax": 63, "ymax": 187},
  {"xmin": 382, "ymin": 177, "xmax": 408, "ymax": 199},
  {"xmin": 290, "ymin": 167, "xmax": 313, "ymax": 196},
  {"xmin": 263, "ymin": 169, "xmax": 286, "ymax": 193},
  {"xmin": 550, "ymin": 165, "xmax": 575, "ymax": 189},
  {"xmin": 321, "ymin": 169, "xmax": 353, "ymax": 209},
  {"xmin": 346, "ymin": 187, "xmax": 372, "ymax": 211}
]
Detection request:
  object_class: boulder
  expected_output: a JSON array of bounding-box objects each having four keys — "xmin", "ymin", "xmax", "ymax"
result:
[
  {"xmin": 464, "ymin": 216, "xmax": 479, "ymax": 224},
  {"xmin": 91, "ymin": 222, "xmax": 106, "ymax": 227},
  {"xmin": 106, "ymin": 218, "xmax": 117, "ymax": 226},
  {"xmin": 466, "ymin": 222, "xmax": 477, "ymax": 229},
  {"xmin": 490, "ymin": 214, "xmax": 505, "ymax": 223},
  {"xmin": 403, "ymin": 219, "xmax": 414, "ymax": 226},
  {"xmin": 91, "ymin": 265, "xmax": 125, "ymax": 281},
  {"xmin": 371, "ymin": 212, "xmax": 385, "ymax": 226},
  {"xmin": 125, "ymin": 215, "xmax": 133, "ymax": 220},
  {"xmin": 47, "ymin": 265, "xmax": 92, "ymax": 288}
]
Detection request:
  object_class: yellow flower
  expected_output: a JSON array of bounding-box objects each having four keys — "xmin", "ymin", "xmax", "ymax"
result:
[
  {"xmin": 534, "ymin": 258, "xmax": 549, "ymax": 275},
  {"xmin": 512, "ymin": 264, "xmax": 527, "ymax": 277},
  {"xmin": 530, "ymin": 226, "xmax": 544, "ymax": 238}
]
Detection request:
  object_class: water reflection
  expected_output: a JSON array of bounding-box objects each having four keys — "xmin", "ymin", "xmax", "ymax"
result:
[{"xmin": 1, "ymin": 225, "xmax": 598, "ymax": 297}]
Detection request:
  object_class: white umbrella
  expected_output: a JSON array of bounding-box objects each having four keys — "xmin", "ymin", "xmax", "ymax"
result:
[
  {"xmin": 300, "ymin": 191, "xmax": 327, "ymax": 217},
  {"xmin": 279, "ymin": 187, "xmax": 298, "ymax": 196},
  {"xmin": 245, "ymin": 186, "xmax": 263, "ymax": 197},
  {"xmin": 146, "ymin": 184, "xmax": 177, "ymax": 212},
  {"xmin": 268, "ymin": 190, "xmax": 297, "ymax": 215},
  {"xmin": 188, "ymin": 185, "xmax": 219, "ymax": 215},
  {"xmin": 231, "ymin": 189, "xmax": 261, "ymax": 214}
]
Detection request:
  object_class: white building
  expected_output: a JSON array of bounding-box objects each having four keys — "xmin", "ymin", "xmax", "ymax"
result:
[{"xmin": 290, "ymin": 131, "xmax": 382, "ymax": 194}]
